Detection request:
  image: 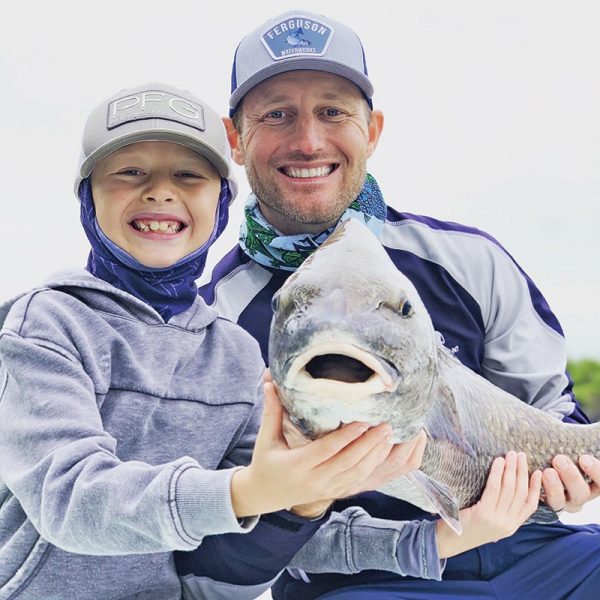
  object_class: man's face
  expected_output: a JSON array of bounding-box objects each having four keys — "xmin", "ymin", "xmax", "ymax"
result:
[
  {"xmin": 91, "ymin": 141, "xmax": 221, "ymax": 268},
  {"xmin": 226, "ymin": 70, "xmax": 383, "ymax": 235}
]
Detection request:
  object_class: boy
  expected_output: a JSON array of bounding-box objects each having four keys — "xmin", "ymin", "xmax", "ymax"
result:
[{"xmin": 0, "ymin": 83, "xmax": 407, "ymax": 599}]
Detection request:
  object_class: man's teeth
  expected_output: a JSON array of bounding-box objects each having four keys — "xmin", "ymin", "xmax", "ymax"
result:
[
  {"xmin": 284, "ymin": 165, "xmax": 333, "ymax": 178},
  {"xmin": 132, "ymin": 220, "xmax": 183, "ymax": 233}
]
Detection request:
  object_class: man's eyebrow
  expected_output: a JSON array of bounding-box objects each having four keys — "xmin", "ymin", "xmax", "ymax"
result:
[
  {"xmin": 255, "ymin": 91, "xmax": 349, "ymax": 107},
  {"xmin": 255, "ymin": 94, "xmax": 292, "ymax": 107},
  {"xmin": 320, "ymin": 92, "xmax": 346, "ymax": 101}
]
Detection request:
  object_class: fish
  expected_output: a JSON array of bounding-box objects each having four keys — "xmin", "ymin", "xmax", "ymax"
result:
[{"xmin": 268, "ymin": 218, "xmax": 600, "ymax": 534}]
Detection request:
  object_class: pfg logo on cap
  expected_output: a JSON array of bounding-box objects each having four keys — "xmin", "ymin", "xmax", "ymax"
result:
[
  {"xmin": 107, "ymin": 90, "xmax": 206, "ymax": 131},
  {"xmin": 261, "ymin": 15, "xmax": 334, "ymax": 60}
]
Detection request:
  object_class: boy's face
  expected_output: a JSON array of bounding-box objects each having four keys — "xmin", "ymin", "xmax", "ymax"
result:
[{"xmin": 91, "ymin": 141, "xmax": 221, "ymax": 268}]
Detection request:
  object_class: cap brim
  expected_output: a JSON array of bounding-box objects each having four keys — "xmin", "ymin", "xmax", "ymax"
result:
[
  {"xmin": 229, "ymin": 58, "xmax": 374, "ymax": 110},
  {"xmin": 79, "ymin": 129, "xmax": 232, "ymax": 182}
]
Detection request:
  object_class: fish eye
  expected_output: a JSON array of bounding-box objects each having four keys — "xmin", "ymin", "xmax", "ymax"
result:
[
  {"xmin": 271, "ymin": 294, "xmax": 280, "ymax": 313},
  {"xmin": 400, "ymin": 300, "xmax": 414, "ymax": 318}
]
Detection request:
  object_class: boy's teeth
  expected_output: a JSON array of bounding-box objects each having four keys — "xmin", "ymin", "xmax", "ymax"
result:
[
  {"xmin": 284, "ymin": 165, "xmax": 333, "ymax": 178},
  {"xmin": 133, "ymin": 219, "xmax": 182, "ymax": 233}
]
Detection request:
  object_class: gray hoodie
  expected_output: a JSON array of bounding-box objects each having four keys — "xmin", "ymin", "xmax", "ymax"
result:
[{"xmin": 0, "ymin": 269, "xmax": 265, "ymax": 599}]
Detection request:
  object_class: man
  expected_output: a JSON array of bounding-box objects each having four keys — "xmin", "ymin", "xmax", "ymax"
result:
[{"xmin": 201, "ymin": 9, "xmax": 600, "ymax": 599}]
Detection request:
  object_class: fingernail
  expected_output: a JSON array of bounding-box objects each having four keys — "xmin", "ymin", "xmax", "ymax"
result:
[
  {"xmin": 581, "ymin": 456, "xmax": 593, "ymax": 469},
  {"xmin": 555, "ymin": 456, "xmax": 569, "ymax": 470}
]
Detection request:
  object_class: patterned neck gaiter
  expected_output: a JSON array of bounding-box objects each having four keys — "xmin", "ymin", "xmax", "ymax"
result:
[
  {"xmin": 78, "ymin": 177, "xmax": 231, "ymax": 321},
  {"xmin": 239, "ymin": 173, "xmax": 387, "ymax": 271}
]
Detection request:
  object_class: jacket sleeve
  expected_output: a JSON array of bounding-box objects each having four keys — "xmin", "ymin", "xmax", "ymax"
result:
[
  {"xmin": 287, "ymin": 507, "xmax": 445, "ymax": 581},
  {"xmin": 177, "ymin": 510, "xmax": 329, "ymax": 599},
  {"xmin": 473, "ymin": 240, "xmax": 589, "ymax": 424},
  {"xmin": 175, "ymin": 380, "xmax": 335, "ymax": 598},
  {"xmin": 387, "ymin": 220, "xmax": 588, "ymax": 424},
  {"xmin": 0, "ymin": 297, "xmax": 257, "ymax": 556}
]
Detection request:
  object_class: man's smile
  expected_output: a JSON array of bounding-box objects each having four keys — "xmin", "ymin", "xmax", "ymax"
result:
[{"xmin": 278, "ymin": 164, "xmax": 339, "ymax": 178}]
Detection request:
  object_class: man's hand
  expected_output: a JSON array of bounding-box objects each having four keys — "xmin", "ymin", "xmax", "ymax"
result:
[
  {"xmin": 542, "ymin": 454, "xmax": 600, "ymax": 513},
  {"xmin": 437, "ymin": 452, "xmax": 542, "ymax": 558}
]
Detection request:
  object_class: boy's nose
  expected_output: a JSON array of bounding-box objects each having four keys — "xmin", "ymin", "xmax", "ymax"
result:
[
  {"xmin": 144, "ymin": 192, "xmax": 174, "ymax": 203},
  {"xmin": 143, "ymin": 177, "xmax": 175, "ymax": 203}
]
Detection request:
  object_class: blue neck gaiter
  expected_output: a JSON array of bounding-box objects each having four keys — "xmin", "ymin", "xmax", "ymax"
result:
[{"xmin": 78, "ymin": 177, "xmax": 231, "ymax": 321}]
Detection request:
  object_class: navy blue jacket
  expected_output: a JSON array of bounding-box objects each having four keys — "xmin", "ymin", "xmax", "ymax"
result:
[{"xmin": 194, "ymin": 206, "xmax": 589, "ymax": 592}]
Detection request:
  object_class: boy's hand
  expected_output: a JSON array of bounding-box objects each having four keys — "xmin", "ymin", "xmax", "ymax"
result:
[
  {"xmin": 436, "ymin": 451, "xmax": 542, "ymax": 558},
  {"xmin": 352, "ymin": 429, "xmax": 426, "ymax": 493},
  {"xmin": 286, "ymin": 427, "xmax": 427, "ymax": 519},
  {"xmin": 231, "ymin": 382, "xmax": 400, "ymax": 518}
]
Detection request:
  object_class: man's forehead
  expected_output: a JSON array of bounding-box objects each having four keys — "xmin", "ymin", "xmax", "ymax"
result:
[{"xmin": 245, "ymin": 70, "xmax": 364, "ymax": 106}]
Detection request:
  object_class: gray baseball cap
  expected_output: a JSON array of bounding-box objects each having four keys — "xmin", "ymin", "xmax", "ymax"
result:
[
  {"xmin": 75, "ymin": 83, "xmax": 237, "ymax": 200},
  {"xmin": 229, "ymin": 10, "xmax": 373, "ymax": 114}
]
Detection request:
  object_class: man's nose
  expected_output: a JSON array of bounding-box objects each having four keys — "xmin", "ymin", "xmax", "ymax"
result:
[{"xmin": 292, "ymin": 114, "xmax": 325, "ymax": 155}]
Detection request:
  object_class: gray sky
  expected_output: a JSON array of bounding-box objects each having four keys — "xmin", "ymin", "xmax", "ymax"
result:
[{"xmin": 1, "ymin": 0, "xmax": 599, "ymax": 359}]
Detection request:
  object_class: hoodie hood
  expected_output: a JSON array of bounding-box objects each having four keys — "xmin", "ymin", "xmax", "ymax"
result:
[{"xmin": 0, "ymin": 268, "xmax": 219, "ymax": 332}]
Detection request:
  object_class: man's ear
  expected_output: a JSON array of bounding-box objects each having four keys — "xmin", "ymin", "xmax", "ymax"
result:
[
  {"xmin": 222, "ymin": 117, "xmax": 245, "ymax": 166},
  {"xmin": 366, "ymin": 110, "xmax": 384, "ymax": 159}
]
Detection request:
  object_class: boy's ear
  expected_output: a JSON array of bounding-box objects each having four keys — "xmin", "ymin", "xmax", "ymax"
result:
[{"xmin": 222, "ymin": 117, "xmax": 245, "ymax": 166}]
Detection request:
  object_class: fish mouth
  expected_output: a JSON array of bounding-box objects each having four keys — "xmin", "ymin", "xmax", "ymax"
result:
[{"xmin": 285, "ymin": 342, "xmax": 398, "ymax": 399}]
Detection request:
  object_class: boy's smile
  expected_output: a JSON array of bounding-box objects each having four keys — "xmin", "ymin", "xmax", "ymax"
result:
[
  {"xmin": 90, "ymin": 141, "xmax": 221, "ymax": 268},
  {"xmin": 129, "ymin": 212, "xmax": 187, "ymax": 236}
]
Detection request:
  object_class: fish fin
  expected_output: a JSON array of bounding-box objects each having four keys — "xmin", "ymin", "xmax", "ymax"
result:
[
  {"xmin": 425, "ymin": 380, "xmax": 477, "ymax": 459},
  {"xmin": 407, "ymin": 470, "xmax": 462, "ymax": 535},
  {"xmin": 525, "ymin": 501, "xmax": 561, "ymax": 525}
]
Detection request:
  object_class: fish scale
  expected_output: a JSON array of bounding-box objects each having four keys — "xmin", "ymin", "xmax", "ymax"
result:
[{"xmin": 269, "ymin": 218, "xmax": 600, "ymax": 534}]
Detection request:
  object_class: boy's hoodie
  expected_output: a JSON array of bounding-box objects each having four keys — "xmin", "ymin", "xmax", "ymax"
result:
[{"xmin": 0, "ymin": 269, "xmax": 263, "ymax": 599}]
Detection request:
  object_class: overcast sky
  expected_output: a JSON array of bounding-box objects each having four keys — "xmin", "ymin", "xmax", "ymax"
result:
[{"xmin": 1, "ymin": 0, "xmax": 599, "ymax": 359}]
